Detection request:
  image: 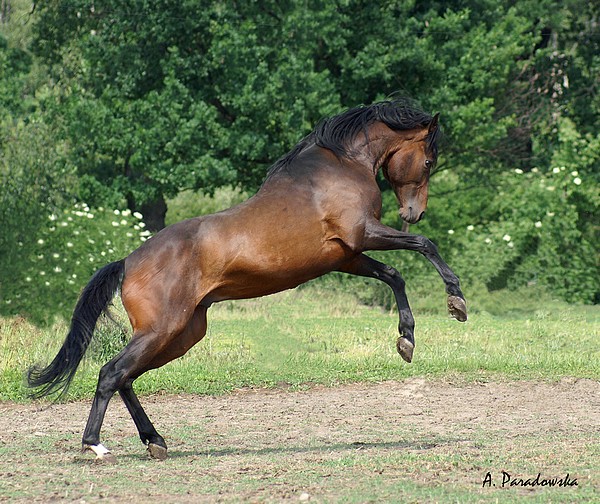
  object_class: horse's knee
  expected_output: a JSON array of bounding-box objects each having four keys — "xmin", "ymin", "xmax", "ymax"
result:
[{"xmin": 382, "ymin": 264, "xmax": 405, "ymax": 289}]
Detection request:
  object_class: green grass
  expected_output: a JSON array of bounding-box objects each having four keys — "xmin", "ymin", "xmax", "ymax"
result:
[{"xmin": 1, "ymin": 283, "xmax": 598, "ymax": 402}]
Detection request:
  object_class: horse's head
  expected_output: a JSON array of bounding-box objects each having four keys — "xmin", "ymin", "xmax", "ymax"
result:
[{"xmin": 382, "ymin": 113, "xmax": 439, "ymax": 224}]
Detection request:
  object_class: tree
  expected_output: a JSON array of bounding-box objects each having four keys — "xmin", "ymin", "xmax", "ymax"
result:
[{"xmin": 16, "ymin": 0, "xmax": 598, "ymax": 303}]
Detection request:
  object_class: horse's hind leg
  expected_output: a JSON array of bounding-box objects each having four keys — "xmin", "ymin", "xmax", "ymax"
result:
[
  {"xmin": 118, "ymin": 380, "xmax": 167, "ymax": 460},
  {"xmin": 81, "ymin": 305, "xmax": 208, "ymax": 461},
  {"xmin": 119, "ymin": 305, "xmax": 208, "ymax": 460},
  {"xmin": 81, "ymin": 334, "xmax": 160, "ymax": 462}
]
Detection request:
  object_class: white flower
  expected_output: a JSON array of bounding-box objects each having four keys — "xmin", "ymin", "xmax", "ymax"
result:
[
  {"xmin": 73, "ymin": 230, "xmax": 80, "ymax": 235},
  {"xmin": 86, "ymin": 213, "xmax": 94, "ymax": 219},
  {"xmin": 101, "ymin": 251, "xmax": 106, "ymax": 256},
  {"xmin": 18, "ymin": 241, "xmax": 23, "ymax": 247},
  {"xmin": 39, "ymin": 271, "xmax": 46, "ymax": 276},
  {"xmin": 133, "ymin": 212, "xmax": 143, "ymax": 220},
  {"xmin": 60, "ymin": 221, "xmax": 68, "ymax": 227},
  {"xmin": 113, "ymin": 209, "xmax": 120, "ymax": 215},
  {"xmin": 52, "ymin": 253, "xmax": 60, "ymax": 259},
  {"xmin": 49, "ymin": 214, "xmax": 57, "ymax": 221},
  {"xmin": 44, "ymin": 281, "xmax": 50, "ymax": 287},
  {"xmin": 67, "ymin": 242, "xmax": 74, "ymax": 247},
  {"xmin": 514, "ymin": 169, "xmax": 523, "ymax": 174},
  {"xmin": 120, "ymin": 219, "xmax": 128, "ymax": 226},
  {"xmin": 467, "ymin": 225, "xmax": 474, "ymax": 231},
  {"xmin": 547, "ymin": 211, "xmax": 555, "ymax": 217},
  {"xmin": 37, "ymin": 239, "xmax": 45, "ymax": 245},
  {"xmin": 503, "ymin": 234, "xmax": 511, "ymax": 242},
  {"xmin": 140, "ymin": 230, "xmax": 152, "ymax": 237},
  {"xmin": 484, "ymin": 238, "xmax": 492, "ymax": 244},
  {"xmin": 72, "ymin": 274, "xmax": 77, "ymax": 279},
  {"xmin": 126, "ymin": 232, "xmax": 133, "ymax": 237},
  {"xmin": 122, "ymin": 209, "xmax": 131, "ymax": 216},
  {"xmin": 88, "ymin": 239, "xmax": 95, "ymax": 244},
  {"xmin": 571, "ymin": 171, "xmax": 578, "ymax": 177},
  {"xmin": 507, "ymin": 242, "xmax": 514, "ymax": 248},
  {"xmin": 112, "ymin": 221, "xmax": 120, "ymax": 227},
  {"xmin": 25, "ymin": 277, "xmax": 32, "ymax": 282},
  {"xmin": 53, "ymin": 266, "xmax": 62, "ymax": 273},
  {"xmin": 573, "ymin": 177, "xmax": 582, "ymax": 185},
  {"xmin": 139, "ymin": 222, "xmax": 146, "ymax": 228},
  {"xmin": 67, "ymin": 216, "xmax": 73, "ymax": 221},
  {"xmin": 447, "ymin": 229, "xmax": 454, "ymax": 235},
  {"xmin": 547, "ymin": 186, "xmax": 555, "ymax": 191},
  {"xmin": 535, "ymin": 221, "xmax": 542, "ymax": 228},
  {"xmin": 532, "ymin": 167, "xmax": 539, "ymax": 173},
  {"xmin": 552, "ymin": 167, "xmax": 560, "ymax": 174}
]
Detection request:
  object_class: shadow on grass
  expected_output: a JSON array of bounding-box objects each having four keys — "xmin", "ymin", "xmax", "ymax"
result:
[{"xmin": 99, "ymin": 436, "xmax": 466, "ymax": 463}]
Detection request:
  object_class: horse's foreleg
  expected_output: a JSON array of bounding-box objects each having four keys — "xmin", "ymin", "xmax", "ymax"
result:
[
  {"xmin": 338, "ymin": 254, "xmax": 415, "ymax": 362},
  {"xmin": 363, "ymin": 221, "xmax": 467, "ymax": 322}
]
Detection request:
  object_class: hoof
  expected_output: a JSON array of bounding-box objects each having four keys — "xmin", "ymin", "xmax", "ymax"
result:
[
  {"xmin": 95, "ymin": 452, "xmax": 117, "ymax": 464},
  {"xmin": 84, "ymin": 443, "xmax": 117, "ymax": 464},
  {"xmin": 396, "ymin": 337, "xmax": 414, "ymax": 363},
  {"xmin": 147, "ymin": 443, "xmax": 168, "ymax": 461},
  {"xmin": 448, "ymin": 296, "xmax": 467, "ymax": 322}
]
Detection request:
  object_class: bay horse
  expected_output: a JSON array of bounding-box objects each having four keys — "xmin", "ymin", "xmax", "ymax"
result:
[{"xmin": 28, "ymin": 100, "xmax": 467, "ymax": 462}]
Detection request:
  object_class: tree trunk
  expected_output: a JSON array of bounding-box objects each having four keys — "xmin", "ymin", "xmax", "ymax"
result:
[{"xmin": 128, "ymin": 194, "xmax": 167, "ymax": 232}]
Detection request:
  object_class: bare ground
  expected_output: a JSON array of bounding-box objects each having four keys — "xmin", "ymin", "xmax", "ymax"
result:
[{"xmin": 0, "ymin": 378, "xmax": 598, "ymax": 502}]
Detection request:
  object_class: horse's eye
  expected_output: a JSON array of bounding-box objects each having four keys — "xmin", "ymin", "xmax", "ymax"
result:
[{"xmin": 425, "ymin": 159, "xmax": 432, "ymax": 170}]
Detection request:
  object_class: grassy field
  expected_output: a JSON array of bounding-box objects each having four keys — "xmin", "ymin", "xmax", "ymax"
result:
[
  {"xmin": 1, "ymin": 283, "xmax": 598, "ymax": 401},
  {"xmin": 0, "ymin": 284, "xmax": 598, "ymax": 502}
]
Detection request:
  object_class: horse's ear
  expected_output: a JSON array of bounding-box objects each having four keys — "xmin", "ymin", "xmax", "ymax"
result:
[{"xmin": 428, "ymin": 113, "xmax": 440, "ymax": 133}]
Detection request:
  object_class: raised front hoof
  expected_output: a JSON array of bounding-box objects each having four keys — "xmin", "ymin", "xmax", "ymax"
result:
[
  {"xmin": 448, "ymin": 296, "xmax": 468, "ymax": 322},
  {"xmin": 396, "ymin": 337, "xmax": 414, "ymax": 363},
  {"xmin": 83, "ymin": 444, "xmax": 117, "ymax": 464},
  {"xmin": 147, "ymin": 443, "xmax": 168, "ymax": 461}
]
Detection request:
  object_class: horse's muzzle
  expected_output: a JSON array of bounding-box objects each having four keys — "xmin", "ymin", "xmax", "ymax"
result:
[{"xmin": 400, "ymin": 209, "xmax": 425, "ymax": 224}]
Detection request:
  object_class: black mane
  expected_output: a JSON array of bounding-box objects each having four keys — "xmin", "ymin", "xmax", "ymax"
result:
[{"xmin": 266, "ymin": 100, "xmax": 438, "ymax": 179}]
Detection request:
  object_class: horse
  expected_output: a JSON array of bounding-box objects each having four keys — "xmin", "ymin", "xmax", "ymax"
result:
[{"xmin": 28, "ymin": 100, "xmax": 467, "ymax": 462}]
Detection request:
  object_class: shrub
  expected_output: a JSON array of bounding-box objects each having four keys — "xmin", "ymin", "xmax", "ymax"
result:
[{"xmin": 2, "ymin": 204, "xmax": 150, "ymax": 323}]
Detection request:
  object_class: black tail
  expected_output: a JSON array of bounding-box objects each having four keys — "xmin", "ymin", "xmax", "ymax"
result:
[{"xmin": 28, "ymin": 260, "xmax": 125, "ymax": 399}]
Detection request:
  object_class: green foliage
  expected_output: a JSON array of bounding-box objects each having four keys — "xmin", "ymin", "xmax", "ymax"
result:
[
  {"xmin": 441, "ymin": 118, "xmax": 599, "ymax": 303},
  {"xmin": 0, "ymin": 120, "xmax": 74, "ymax": 315},
  {"xmin": 1, "ymin": 201, "xmax": 150, "ymax": 323},
  {"xmin": 0, "ymin": 0, "xmax": 597, "ymax": 312},
  {"xmin": 166, "ymin": 185, "xmax": 248, "ymax": 225}
]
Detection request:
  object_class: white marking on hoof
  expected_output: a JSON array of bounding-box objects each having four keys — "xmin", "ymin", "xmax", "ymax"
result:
[{"xmin": 84, "ymin": 443, "xmax": 116, "ymax": 463}]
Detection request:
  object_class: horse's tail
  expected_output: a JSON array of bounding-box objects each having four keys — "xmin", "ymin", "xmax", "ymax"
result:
[{"xmin": 28, "ymin": 260, "xmax": 126, "ymax": 399}]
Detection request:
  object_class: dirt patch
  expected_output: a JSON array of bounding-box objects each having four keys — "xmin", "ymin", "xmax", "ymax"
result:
[{"xmin": 0, "ymin": 378, "xmax": 598, "ymax": 502}]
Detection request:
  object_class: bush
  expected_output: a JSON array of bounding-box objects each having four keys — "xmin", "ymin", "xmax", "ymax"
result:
[
  {"xmin": 446, "ymin": 118, "xmax": 599, "ymax": 304},
  {"xmin": 1, "ymin": 203, "xmax": 150, "ymax": 323}
]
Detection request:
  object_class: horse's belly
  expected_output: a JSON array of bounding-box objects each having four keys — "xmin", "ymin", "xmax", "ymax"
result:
[{"xmin": 204, "ymin": 237, "xmax": 349, "ymax": 302}]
